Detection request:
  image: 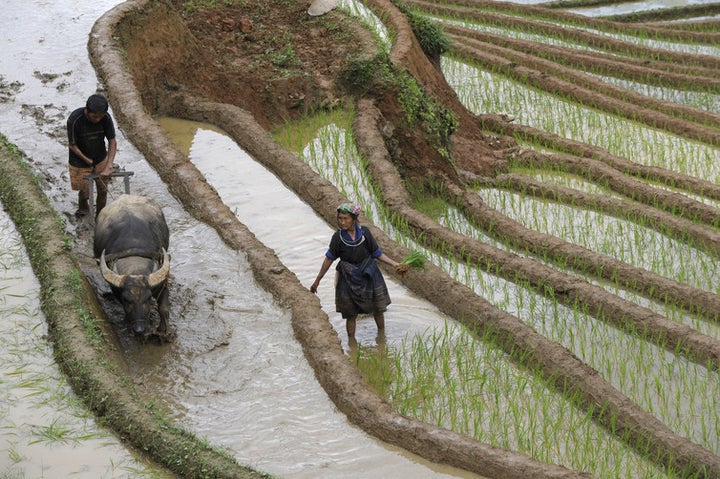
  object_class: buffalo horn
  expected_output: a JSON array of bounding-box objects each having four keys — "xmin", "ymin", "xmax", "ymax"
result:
[
  {"xmin": 147, "ymin": 248, "xmax": 170, "ymax": 288},
  {"xmin": 100, "ymin": 249, "xmax": 125, "ymax": 288}
]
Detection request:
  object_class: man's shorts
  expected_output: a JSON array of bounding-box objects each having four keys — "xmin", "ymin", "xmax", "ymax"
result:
[{"xmin": 69, "ymin": 158, "xmax": 109, "ymax": 196}]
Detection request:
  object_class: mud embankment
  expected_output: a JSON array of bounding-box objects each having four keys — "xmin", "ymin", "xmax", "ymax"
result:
[
  {"xmin": 86, "ymin": 0, "xmax": 593, "ymax": 478},
  {"xmin": 83, "ymin": 1, "xmax": 720, "ymax": 479}
]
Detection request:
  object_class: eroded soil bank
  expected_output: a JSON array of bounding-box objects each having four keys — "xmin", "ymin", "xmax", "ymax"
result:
[
  {"xmin": 82, "ymin": 0, "xmax": 720, "ymax": 478},
  {"xmin": 88, "ymin": 1, "xmax": 586, "ymax": 477}
]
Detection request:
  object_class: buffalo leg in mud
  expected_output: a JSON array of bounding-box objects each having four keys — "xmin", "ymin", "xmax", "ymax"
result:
[{"xmin": 156, "ymin": 283, "xmax": 169, "ymax": 335}]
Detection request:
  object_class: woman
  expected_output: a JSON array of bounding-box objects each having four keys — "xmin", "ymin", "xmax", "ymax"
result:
[{"xmin": 310, "ymin": 204, "xmax": 408, "ymax": 344}]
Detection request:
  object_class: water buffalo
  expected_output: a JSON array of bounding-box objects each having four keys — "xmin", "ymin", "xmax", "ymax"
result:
[{"xmin": 93, "ymin": 194, "xmax": 170, "ymax": 336}]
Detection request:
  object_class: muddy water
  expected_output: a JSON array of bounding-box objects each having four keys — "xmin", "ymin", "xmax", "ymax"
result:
[
  {"xmin": 158, "ymin": 118, "xmax": 451, "ymax": 350},
  {"xmin": 0, "ymin": 210, "xmax": 168, "ymax": 478},
  {"xmin": 0, "ymin": 1, "xmax": 478, "ymax": 477}
]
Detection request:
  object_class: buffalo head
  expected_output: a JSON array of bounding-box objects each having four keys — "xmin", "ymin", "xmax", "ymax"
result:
[{"xmin": 100, "ymin": 248, "xmax": 170, "ymax": 335}]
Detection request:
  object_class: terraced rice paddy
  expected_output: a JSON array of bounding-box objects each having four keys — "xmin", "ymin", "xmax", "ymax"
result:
[{"xmin": 3, "ymin": 0, "xmax": 720, "ymax": 477}]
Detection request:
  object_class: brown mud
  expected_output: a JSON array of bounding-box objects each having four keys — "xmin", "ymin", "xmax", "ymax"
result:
[
  {"xmin": 0, "ymin": 138, "xmax": 260, "ymax": 479},
  {"xmin": 5, "ymin": 0, "xmax": 720, "ymax": 477}
]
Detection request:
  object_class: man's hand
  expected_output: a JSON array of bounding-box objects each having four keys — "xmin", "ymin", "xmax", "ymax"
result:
[{"xmin": 99, "ymin": 156, "xmax": 114, "ymax": 176}]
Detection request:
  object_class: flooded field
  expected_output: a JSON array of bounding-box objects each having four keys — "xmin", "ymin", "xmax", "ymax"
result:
[{"xmin": 2, "ymin": 0, "xmax": 719, "ymax": 477}]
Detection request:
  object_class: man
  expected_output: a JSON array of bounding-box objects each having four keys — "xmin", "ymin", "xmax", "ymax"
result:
[{"xmin": 67, "ymin": 93, "xmax": 117, "ymax": 216}]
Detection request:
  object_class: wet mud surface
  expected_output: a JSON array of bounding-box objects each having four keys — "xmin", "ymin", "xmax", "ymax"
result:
[{"xmin": 3, "ymin": 0, "xmax": 720, "ymax": 477}]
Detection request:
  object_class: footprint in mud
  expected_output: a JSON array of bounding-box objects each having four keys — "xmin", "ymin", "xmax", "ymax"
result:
[
  {"xmin": 20, "ymin": 103, "xmax": 67, "ymax": 140},
  {"xmin": 33, "ymin": 70, "xmax": 71, "ymax": 84},
  {"xmin": 0, "ymin": 76, "xmax": 22, "ymax": 103}
]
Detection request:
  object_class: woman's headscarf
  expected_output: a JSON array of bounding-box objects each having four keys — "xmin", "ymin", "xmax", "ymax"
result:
[{"xmin": 337, "ymin": 203, "xmax": 361, "ymax": 218}]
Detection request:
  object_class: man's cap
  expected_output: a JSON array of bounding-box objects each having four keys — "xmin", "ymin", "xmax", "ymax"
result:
[{"xmin": 86, "ymin": 94, "xmax": 109, "ymax": 113}]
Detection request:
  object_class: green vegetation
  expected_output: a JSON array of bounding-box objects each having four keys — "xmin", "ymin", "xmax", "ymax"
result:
[
  {"xmin": 277, "ymin": 98, "xmax": 720, "ymax": 475},
  {"xmin": 340, "ymin": 52, "xmax": 396, "ymax": 96},
  {"xmin": 399, "ymin": 251, "xmax": 427, "ymax": 270},
  {"xmin": 274, "ymin": 107, "xmax": 353, "ymax": 155},
  {"xmin": 396, "ymin": 2, "xmax": 452, "ymax": 58},
  {"xmin": 340, "ymin": 52, "xmax": 458, "ymax": 162},
  {"xmin": 266, "ymin": 33, "xmax": 301, "ymax": 71},
  {"xmin": 395, "ymin": 70, "xmax": 458, "ymax": 160}
]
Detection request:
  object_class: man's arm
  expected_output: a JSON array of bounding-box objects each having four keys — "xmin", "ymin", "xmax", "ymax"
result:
[{"xmin": 69, "ymin": 144, "xmax": 94, "ymax": 166}]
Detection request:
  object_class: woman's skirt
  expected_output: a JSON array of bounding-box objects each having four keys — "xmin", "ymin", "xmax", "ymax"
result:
[{"xmin": 334, "ymin": 258, "xmax": 391, "ymax": 319}]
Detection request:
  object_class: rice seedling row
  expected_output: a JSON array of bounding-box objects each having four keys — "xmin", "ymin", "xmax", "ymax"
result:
[
  {"xmin": 275, "ymin": 113, "xmax": 719, "ymax": 475},
  {"xmin": 442, "ymin": 58, "xmax": 720, "ymax": 182}
]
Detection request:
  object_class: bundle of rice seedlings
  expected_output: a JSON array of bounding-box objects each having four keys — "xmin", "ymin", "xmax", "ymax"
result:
[{"xmin": 400, "ymin": 251, "xmax": 426, "ymax": 270}]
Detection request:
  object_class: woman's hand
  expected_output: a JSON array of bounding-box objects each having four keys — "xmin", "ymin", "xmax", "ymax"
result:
[
  {"xmin": 394, "ymin": 263, "xmax": 409, "ymax": 275},
  {"xmin": 310, "ymin": 281, "xmax": 319, "ymax": 294}
]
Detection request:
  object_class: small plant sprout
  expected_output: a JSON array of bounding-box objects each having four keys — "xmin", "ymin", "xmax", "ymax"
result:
[{"xmin": 400, "ymin": 251, "xmax": 427, "ymax": 270}]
